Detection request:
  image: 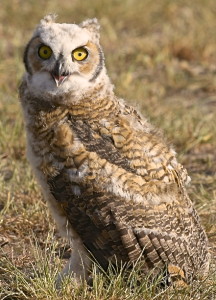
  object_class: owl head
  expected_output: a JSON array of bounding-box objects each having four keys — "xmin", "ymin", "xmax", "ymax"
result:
[{"xmin": 23, "ymin": 15, "xmax": 108, "ymax": 102}]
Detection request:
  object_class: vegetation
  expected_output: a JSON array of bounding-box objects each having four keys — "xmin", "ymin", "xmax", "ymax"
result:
[{"xmin": 0, "ymin": 0, "xmax": 216, "ymax": 298}]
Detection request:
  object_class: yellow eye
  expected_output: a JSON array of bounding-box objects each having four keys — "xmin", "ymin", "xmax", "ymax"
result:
[
  {"xmin": 38, "ymin": 45, "xmax": 52, "ymax": 60},
  {"xmin": 72, "ymin": 47, "xmax": 88, "ymax": 61}
]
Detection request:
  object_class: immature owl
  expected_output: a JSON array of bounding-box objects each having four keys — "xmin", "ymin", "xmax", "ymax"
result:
[{"xmin": 19, "ymin": 15, "xmax": 210, "ymax": 287}]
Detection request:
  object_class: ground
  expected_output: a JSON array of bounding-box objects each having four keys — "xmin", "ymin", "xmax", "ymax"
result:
[{"xmin": 0, "ymin": 0, "xmax": 216, "ymax": 299}]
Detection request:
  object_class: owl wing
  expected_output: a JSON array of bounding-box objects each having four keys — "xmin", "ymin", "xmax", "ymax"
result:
[
  {"xmin": 47, "ymin": 117, "xmax": 209, "ymax": 282},
  {"xmin": 48, "ymin": 168, "xmax": 208, "ymax": 282},
  {"xmin": 69, "ymin": 110, "xmax": 190, "ymax": 187}
]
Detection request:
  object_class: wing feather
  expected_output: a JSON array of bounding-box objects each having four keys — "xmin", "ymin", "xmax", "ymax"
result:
[
  {"xmin": 44, "ymin": 114, "xmax": 209, "ymax": 283},
  {"xmin": 48, "ymin": 166, "xmax": 208, "ymax": 282}
]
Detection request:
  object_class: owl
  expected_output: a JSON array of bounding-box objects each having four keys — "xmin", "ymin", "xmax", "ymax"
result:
[{"xmin": 19, "ymin": 15, "xmax": 210, "ymax": 287}]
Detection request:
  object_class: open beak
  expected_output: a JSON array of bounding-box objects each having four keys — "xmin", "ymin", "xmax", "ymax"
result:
[
  {"xmin": 52, "ymin": 74, "xmax": 68, "ymax": 87},
  {"xmin": 51, "ymin": 60, "xmax": 69, "ymax": 87}
]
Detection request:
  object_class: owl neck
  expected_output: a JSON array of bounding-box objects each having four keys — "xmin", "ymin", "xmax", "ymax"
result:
[{"xmin": 22, "ymin": 72, "xmax": 119, "ymax": 122}]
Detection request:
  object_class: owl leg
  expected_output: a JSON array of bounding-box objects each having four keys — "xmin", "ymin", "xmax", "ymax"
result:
[{"xmin": 56, "ymin": 238, "xmax": 92, "ymax": 289}]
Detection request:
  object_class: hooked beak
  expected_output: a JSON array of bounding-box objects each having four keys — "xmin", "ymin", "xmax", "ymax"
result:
[
  {"xmin": 52, "ymin": 74, "xmax": 68, "ymax": 87},
  {"xmin": 51, "ymin": 60, "xmax": 69, "ymax": 87}
]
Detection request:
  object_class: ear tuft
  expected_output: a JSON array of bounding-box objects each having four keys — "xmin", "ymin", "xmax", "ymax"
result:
[
  {"xmin": 40, "ymin": 14, "xmax": 58, "ymax": 25},
  {"xmin": 79, "ymin": 18, "xmax": 100, "ymax": 40}
]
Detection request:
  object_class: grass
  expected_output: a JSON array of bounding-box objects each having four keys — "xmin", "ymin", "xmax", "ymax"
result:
[{"xmin": 0, "ymin": 0, "xmax": 216, "ymax": 299}]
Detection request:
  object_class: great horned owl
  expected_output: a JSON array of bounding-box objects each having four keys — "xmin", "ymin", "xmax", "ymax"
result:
[{"xmin": 19, "ymin": 15, "xmax": 210, "ymax": 286}]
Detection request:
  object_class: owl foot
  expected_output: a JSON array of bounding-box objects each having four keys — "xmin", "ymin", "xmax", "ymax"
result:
[{"xmin": 55, "ymin": 240, "xmax": 92, "ymax": 289}]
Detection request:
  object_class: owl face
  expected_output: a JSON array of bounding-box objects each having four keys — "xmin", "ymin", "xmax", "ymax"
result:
[{"xmin": 24, "ymin": 15, "xmax": 104, "ymax": 100}]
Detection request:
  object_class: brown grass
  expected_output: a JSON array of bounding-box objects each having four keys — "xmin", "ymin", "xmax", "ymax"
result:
[{"xmin": 0, "ymin": 0, "xmax": 216, "ymax": 299}]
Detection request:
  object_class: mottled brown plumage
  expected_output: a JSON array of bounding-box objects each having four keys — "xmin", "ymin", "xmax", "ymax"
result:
[{"xmin": 19, "ymin": 15, "xmax": 210, "ymax": 287}]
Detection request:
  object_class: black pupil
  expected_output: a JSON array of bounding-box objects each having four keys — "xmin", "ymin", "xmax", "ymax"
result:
[
  {"xmin": 78, "ymin": 52, "xmax": 82, "ymax": 56},
  {"xmin": 44, "ymin": 49, "xmax": 48, "ymax": 55}
]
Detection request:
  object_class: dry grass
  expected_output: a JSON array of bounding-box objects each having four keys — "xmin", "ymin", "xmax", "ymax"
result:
[{"xmin": 0, "ymin": 0, "xmax": 216, "ymax": 299}]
